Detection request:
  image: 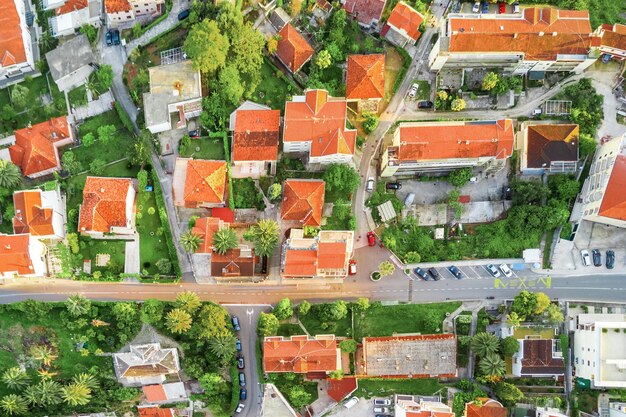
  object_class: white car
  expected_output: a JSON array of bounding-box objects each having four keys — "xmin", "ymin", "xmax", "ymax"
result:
[
  {"xmin": 499, "ymin": 264, "xmax": 513, "ymax": 278},
  {"xmin": 580, "ymin": 249, "xmax": 591, "ymax": 266},
  {"xmin": 235, "ymin": 404, "xmax": 245, "ymax": 413},
  {"xmin": 472, "ymin": 1, "xmax": 480, "ymax": 12},
  {"xmin": 366, "ymin": 177, "xmax": 375, "ymax": 192},
  {"xmin": 408, "ymin": 83, "xmax": 419, "ymax": 98},
  {"xmin": 374, "ymin": 398, "xmax": 392, "ymax": 406}
]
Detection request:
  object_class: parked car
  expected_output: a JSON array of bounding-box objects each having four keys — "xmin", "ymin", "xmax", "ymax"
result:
[
  {"xmin": 481, "ymin": 1, "xmax": 489, "ymax": 13},
  {"xmin": 499, "ymin": 263, "xmax": 513, "ymax": 278},
  {"xmin": 386, "ymin": 182, "xmax": 402, "ymax": 190},
  {"xmin": 366, "ymin": 177, "xmax": 375, "ymax": 192},
  {"xmin": 606, "ymin": 250, "xmax": 615, "ymax": 269},
  {"xmin": 105, "ymin": 31, "xmax": 112, "ymax": 46},
  {"xmin": 188, "ymin": 130, "xmax": 199, "ymax": 138},
  {"xmin": 238, "ymin": 372, "xmax": 246, "ymax": 387},
  {"xmin": 237, "ymin": 356, "xmax": 245, "ymax": 369},
  {"xmin": 348, "ymin": 259, "xmax": 357, "ymax": 275},
  {"xmin": 512, "ymin": 2, "xmax": 519, "ymax": 13},
  {"xmin": 404, "ymin": 193, "xmax": 415, "ymax": 207},
  {"xmin": 367, "ymin": 231, "xmax": 376, "ymax": 246},
  {"xmin": 472, "ymin": 1, "xmax": 480, "ymax": 12},
  {"xmin": 239, "ymin": 389, "xmax": 247, "ymax": 401},
  {"xmin": 486, "ymin": 296, "xmax": 495, "ymax": 300},
  {"xmin": 414, "ymin": 267, "xmax": 429, "ymax": 280},
  {"xmin": 408, "ymin": 83, "xmax": 419, "ymax": 98},
  {"xmin": 580, "ymin": 249, "xmax": 591, "ymax": 266},
  {"xmin": 178, "ymin": 9, "xmax": 190, "ymax": 20},
  {"xmin": 235, "ymin": 404, "xmax": 245, "ymax": 413},
  {"xmin": 112, "ymin": 30, "xmax": 120, "ymax": 45},
  {"xmin": 374, "ymin": 399, "xmax": 392, "ymax": 406},
  {"xmin": 374, "ymin": 407, "xmax": 390, "ymax": 414},
  {"xmin": 428, "ymin": 267, "xmax": 440, "ymax": 280},
  {"xmin": 486, "ymin": 264, "xmax": 501, "ymax": 278},
  {"xmin": 498, "ymin": 1, "xmax": 506, "ymax": 13},
  {"xmin": 448, "ymin": 265, "xmax": 463, "ymax": 279},
  {"xmin": 344, "ymin": 397, "xmax": 359, "ymax": 409},
  {"xmin": 417, "ymin": 100, "xmax": 434, "ymax": 109},
  {"xmin": 232, "ymin": 316, "xmax": 241, "ymax": 331},
  {"xmin": 236, "ymin": 339, "xmax": 242, "ymax": 352},
  {"xmin": 592, "ymin": 249, "xmax": 602, "ymax": 267}
]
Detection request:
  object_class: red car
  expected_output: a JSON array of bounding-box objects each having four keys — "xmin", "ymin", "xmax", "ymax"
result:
[
  {"xmin": 348, "ymin": 260, "xmax": 357, "ymax": 275},
  {"xmin": 498, "ymin": 2, "xmax": 506, "ymax": 13},
  {"xmin": 367, "ymin": 232, "xmax": 376, "ymax": 246}
]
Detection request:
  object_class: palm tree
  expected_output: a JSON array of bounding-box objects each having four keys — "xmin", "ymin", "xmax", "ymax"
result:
[
  {"xmin": 208, "ymin": 335, "xmax": 237, "ymax": 364},
  {"xmin": 24, "ymin": 380, "xmax": 62, "ymax": 407},
  {"xmin": 165, "ymin": 308, "xmax": 193, "ymax": 334},
  {"xmin": 61, "ymin": 382, "xmax": 91, "ymax": 406},
  {"xmin": 479, "ymin": 353, "xmax": 506, "ymax": 377},
  {"xmin": 29, "ymin": 345, "xmax": 57, "ymax": 367},
  {"xmin": 180, "ymin": 230, "xmax": 203, "ymax": 253},
  {"xmin": 2, "ymin": 367, "xmax": 29, "ymax": 390},
  {"xmin": 65, "ymin": 294, "xmax": 91, "ymax": 317},
  {"xmin": 174, "ymin": 291, "xmax": 201, "ymax": 314},
  {"xmin": 212, "ymin": 228, "xmax": 238, "ymax": 255},
  {"xmin": 378, "ymin": 261, "xmax": 395, "ymax": 277},
  {"xmin": 0, "ymin": 160, "xmax": 22, "ymax": 189},
  {"xmin": 470, "ymin": 332, "xmax": 500, "ymax": 358},
  {"xmin": 0, "ymin": 394, "xmax": 28, "ymax": 416},
  {"xmin": 246, "ymin": 219, "xmax": 279, "ymax": 257},
  {"xmin": 72, "ymin": 373, "xmax": 99, "ymax": 390}
]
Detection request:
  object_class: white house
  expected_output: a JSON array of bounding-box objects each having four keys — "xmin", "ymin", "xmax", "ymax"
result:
[
  {"xmin": 0, "ymin": 233, "xmax": 47, "ymax": 280},
  {"xmin": 0, "ymin": 0, "xmax": 36, "ymax": 84},
  {"xmin": 49, "ymin": 0, "xmax": 101, "ymax": 38}
]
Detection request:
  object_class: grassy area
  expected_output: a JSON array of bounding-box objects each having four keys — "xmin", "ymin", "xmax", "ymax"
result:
[
  {"xmin": 251, "ymin": 59, "xmax": 301, "ymax": 111},
  {"xmin": 68, "ymin": 85, "xmax": 88, "ymax": 107},
  {"xmin": 366, "ymin": 182, "xmax": 403, "ymax": 224},
  {"xmin": 137, "ymin": 190, "xmax": 172, "ymax": 275},
  {"xmin": 414, "ymin": 80, "xmax": 431, "ymax": 101},
  {"xmin": 78, "ymin": 237, "xmax": 126, "ymax": 274},
  {"xmin": 322, "ymin": 202, "xmax": 355, "ymax": 231},
  {"xmin": 277, "ymin": 323, "xmax": 304, "ymax": 337},
  {"xmin": 275, "ymin": 157, "xmax": 324, "ymax": 183},
  {"xmin": 354, "ymin": 378, "xmax": 445, "ymax": 398},
  {"xmin": 267, "ymin": 373, "xmax": 319, "ymax": 408},
  {"xmin": 300, "ymin": 308, "xmax": 352, "ymax": 337},
  {"xmin": 354, "ymin": 302, "xmax": 461, "ymax": 340},
  {"xmin": 383, "ymin": 46, "xmax": 405, "ymax": 103},
  {"xmin": 476, "ymin": 308, "xmax": 490, "ymax": 333},
  {"xmin": 543, "ymin": 229, "xmax": 555, "ymax": 268},
  {"xmin": 232, "ymin": 178, "xmax": 265, "ymax": 210},
  {"xmin": 179, "ymin": 137, "xmax": 226, "ymax": 160}
]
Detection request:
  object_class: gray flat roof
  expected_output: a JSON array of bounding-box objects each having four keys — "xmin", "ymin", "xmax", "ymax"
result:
[{"xmin": 45, "ymin": 35, "xmax": 95, "ymax": 81}]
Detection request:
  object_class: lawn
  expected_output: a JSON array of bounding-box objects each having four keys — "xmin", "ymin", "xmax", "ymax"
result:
[
  {"xmin": 414, "ymin": 80, "xmax": 431, "ymax": 101},
  {"xmin": 300, "ymin": 306, "xmax": 353, "ymax": 337},
  {"xmin": 353, "ymin": 302, "xmax": 461, "ymax": 340},
  {"xmin": 366, "ymin": 182, "xmax": 403, "ymax": 223},
  {"xmin": 137, "ymin": 190, "xmax": 173, "ymax": 275},
  {"xmin": 179, "ymin": 136, "xmax": 226, "ymax": 160},
  {"xmin": 354, "ymin": 378, "xmax": 445, "ymax": 398},
  {"xmin": 267, "ymin": 373, "xmax": 319, "ymax": 408},
  {"xmin": 275, "ymin": 157, "xmax": 324, "ymax": 183},
  {"xmin": 77, "ymin": 237, "xmax": 127, "ymax": 275},
  {"xmin": 68, "ymin": 84, "xmax": 88, "ymax": 107},
  {"xmin": 277, "ymin": 323, "xmax": 304, "ymax": 337},
  {"xmin": 322, "ymin": 202, "xmax": 355, "ymax": 231},
  {"xmin": 232, "ymin": 178, "xmax": 266, "ymax": 210},
  {"xmin": 251, "ymin": 58, "xmax": 301, "ymax": 111},
  {"xmin": 384, "ymin": 46, "xmax": 407, "ymax": 103}
]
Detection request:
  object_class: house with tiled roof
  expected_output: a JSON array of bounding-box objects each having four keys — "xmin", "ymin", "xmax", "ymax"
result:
[
  {"xmin": 105, "ymin": 0, "xmax": 165, "ymax": 29},
  {"xmin": 595, "ymin": 24, "xmax": 626, "ymax": 60},
  {"xmin": 361, "ymin": 334, "xmax": 457, "ymax": 378},
  {"xmin": 13, "ymin": 186, "xmax": 66, "ymax": 240},
  {"xmin": 382, "ymin": 2, "xmax": 424, "ymax": 47},
  {"xmin": 191, "ymin": 217, "xmax": 224, "ymax": 254},
  {"xmin": 343, "ymin": 0, "xmax": 387, "ymax": 30},
  {"xmin": 48, "ymin": 0, "xmax": 101, "ymax": 38},
  {"xmin": 229, "ymin": 103, "xmax": 280, "ymax": 178},
  {"xmin": 464, "ymin": 399, "xmax": 507, "ymax": 417},
  {"xmin": 281, "ymin": 229, "xmax": 354, "ymax": 279},
  {"xmin": 346, "ymin": 54, "xmax": 385, "ymax": 112},
  {"xmin": 0, "ymin": 233, "xmax": 47, "ymax": 280},
  {"xmin": 381, "ymin": 119, "xmax": 514, "ymax": 177},
  {"xmin": 511, "ymin": 336, "xmax": 564, "ymax": 377},
  {"xmin": 78, "ymin": 177, "xmax": 136, "ymax": 238},
  {"xmin": 46, "ymin": 35, "xmax": 95, "ymax": 92},
  {"xmin": 518, "ymin": 122, "xmax": 579, "ymax": 174},
  {"xmin": 137, "ymin": 407, "xmax": 174, "ymax": 417},
  {"xmin": 6, "ymin": 117, "xmax": 74, "ymax": 178},
  {"xmin": 263, "ymin": 335, "xmax": 341, "ymax": 375},
  {"xmin": 580, "ymin": 133, "xmax": 626, "ymax": 229},
  {"xmin": 0, "ymin": 0, "xmax": 36, "ymax": 86},
  {"xmin": 312, "ymin": 0, "xmax": 333, "ymax": 20},
  {"xmin": 394, "ymin": 395, "xmax": 454, "ymax": 417},
  {"xmin": 142, "ymin": 382, "xmax": 187, "ymax": 404},
  {"xmin": 283, "ymin": 89, "xmax": 357, "ymax": 165},
  {"xmin": 281, "ymin": 179, "xmax": 325, "ymax": 227},
  {"xmin": 429, "ymin": 8, "xmax": 599, "ymax": 76},
  {"xmin": 172, "ymin": 159, "xmax": 227, "ymax": 208},
  {"xmin": 275, "ymin": 24, "xmax": 314, "ymax": 74},
  {"xmin": 113, "ymin": 343, "xmax": 180, "ymax": 386}
]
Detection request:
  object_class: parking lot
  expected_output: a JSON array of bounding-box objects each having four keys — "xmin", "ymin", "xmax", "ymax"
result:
[
  {"xmin": 408, "ymin": 262, "xmax": 527, "ymax": 282},
  {"xmin": 452, "ymin": 1, "xmax": 516, "ymax": 14},
  {"xmin": 327, "ymin": 397, "xmax": 393, "ymax": 417}
]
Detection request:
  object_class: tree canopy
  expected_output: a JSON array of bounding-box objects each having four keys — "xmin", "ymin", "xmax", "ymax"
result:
[{"xmin": 184, "ymin": 19, "xmax": 229, "ymax": 73}]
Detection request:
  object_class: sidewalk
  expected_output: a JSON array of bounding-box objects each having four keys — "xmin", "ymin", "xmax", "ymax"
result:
[{"xmin": 125, "ymin": 0, "xmax": 189, "ymax": 53}]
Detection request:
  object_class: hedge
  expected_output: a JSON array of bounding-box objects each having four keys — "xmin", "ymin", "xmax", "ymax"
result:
[
  {"xmin": 150, "ymin": 169, "xmax": 182, "ymax": 278},
  {"xmin": 210, "ymin": 131, "xmax": 236, "ymax": 209},
  {"xmin": 392, "ymin": 45, "xmax": 412, "ymax": 95},
  {"xmin": 114, "ymin": 101, "xmax": 136, "ymax": 135},
  {"xmin": 132, "ymin": 0, "xmax": 173, "ymax": 41}
]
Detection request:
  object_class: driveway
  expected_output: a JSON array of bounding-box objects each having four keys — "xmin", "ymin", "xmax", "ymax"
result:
[{"xmin": 125, "ymin": 0, "xmax": 190, "ymax": 53}]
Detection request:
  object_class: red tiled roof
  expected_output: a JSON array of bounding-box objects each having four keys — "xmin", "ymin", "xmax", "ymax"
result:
[
  {"xmin": 284, "ymin": 249, "xmax": 318, "ymax": 276},
  {"xmin": 78, "ymin": 177, "xmax": 133, "ymax": 233},
  {"xmin": 386, "ymin": 1, "xmax": 424, "ymax": 42},
  {"xmin": 0, "ymin": 1, "xmax": 27, "ymax": 68},
  {"xmin": 9, "ymin": 117, "xmax": 72, "ymax": 177},
  {"xmin": 211, "ymin": 248, "xmax": 256, "ymax": 277},
  {"xmin": 397, "ymin": 120, "xmax": 514, "ymax": 161},
  {"xmin": 57, "ymin": 0, "xmax": 88, "ymax": 14},
  {"xmin": 448, "ymin": 8, "xmax": 593, "ymax": 61},
  {"xmin": 263, "ymin": 335, "xmax": 339, "ymax": 373},
  {"xmin": 525, "ymin": 124, "xmax": 578, "ymax": 168},
  {"xmin": 138, "ymin": 407, "xmax": 174, "ymax": 417},
  {"xmin": 599, "ymin": 24, "xmax": 626, "ymax": 54},
  {"xmin": 281, "ymin": 179, "xmax": 325, "ymax": 226},
  {"xmin": 599, "ymin": 154, "xmax": 626, "ymax": 222},
  {"xmin": 465, "ymin": 399, "xmax": 507, "ymax": 417},
  {"xmin": 13, "ymin": 190, "xmax": 55, "ymax": 236},
  {"xmin": 328, "ymin": 377, "xmax": 358, "ymax": 402},
  {"xmin": 284, "ymin": 90, "xmax": 356, "ymax": 158},
  {"xmin": 343, "ymin": 0, "xmax": 387, "ymax": 26},
  {"xmin": 143, "ymin": 385, "xmax": 167, "ymax": 402},
  {"xmin": 105, "ymin": 0, "xmax": 132, "ymax": 13},
  {"xmin": 0, "ymin": 233, "xmax": 35, "ymax": 276},
  {"xmin": 183, "ymin": 160, "xmax": 227, "ymax": 207},
  {"xmin": 191, "ymin": 217, "xmax": 222, "ymax": 254},
  {"xmin": 346, "ymin": 54, "xmax": 385, "ymax": 100},
  {"xmin": 520, "ymin": 339, "xmax": 564, "ymax": 375},
  {"xmin": 317, "ymin": 241, "xmax": 347, "ymax": 269},
  {"xmin": 211, "ymin": 207, "xmax": 235, "ymax": 223},
  {"xmin": 276, "ymin": 24, "xmax": 314, "ymax": 73},
  {"xmin": 233, "ymin": 109, "xmax": 280, "ymax": 162}
]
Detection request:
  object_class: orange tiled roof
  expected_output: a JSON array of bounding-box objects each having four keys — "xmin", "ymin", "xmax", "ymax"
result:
[
  {"xmin": 0, "ymin": 233, "xmax": 35, "ymax": 276},
  {"xmin": 105, "ymin": 0, "xmax": 132, "ymax": 13},
  {"xmin": 526, "ymin": 124, "xmax": 578, "ymax": 168},
  {"xmin": 78, "ymin": 177, "xmax": 133, "ymax": 233},
  {"xmin": 281, "ymin": 179, "xmax": 325, "ymax": 227},
  {"xmin": 448, "ymin": 8, "xmax": 593, "ymax": 61},
  {"xmin": 138, "ymin": 407, "xmax": 173, "ymax": 417},
  {"xmin": 57, "ymin": 0, "xmax": 88, "ymax": 14},
  {"xmin": 142, "ymin": 385, "xmax": 167, "ymax": 403},
  {"xmin": 211, "ymin": 248, "xmax": 256, "ymax": 277},
  {"xmin": 600, "ymin": 24, "xmax": 626, "ymax": 52},
  {"xmin": 183, "ymin": 160, "xmax": 227, "ymax": 207},
  {"xmin": 263, "ymin": 335, "xmax": 339, "ymax": 373},
  {"xmin": 284, "ymin": 249, "xmax": 318, "ymax": 276},
  {"xmin": 0, "ymin": 1, "xmax": 27, "ymax": 68},
  {"xmin": 327, "ymin": 377, "xmax": 358, "ymax": 402},
  {"xmin": 465, "ymin": 399, "xmax": 507, "ymax": 417},
  {"xmin": 317, "ymin": 241, "xmax": 347, "ymax": 269},
  {"xmin": 386, "ymin": 1, "xmax": 424, "ymax": 42},
  {"xmin": 346, "ymin": 54, "xmax": 385, "ymax": 100},
  {"xmin": 343, "ymin": 0, "xmax": 387, "ymax": 26},
  {"xmin": 233, "ymin": 109, "xmax": 280, "ymax": 162},
  {"xmin": 13, "ymin": 190, "xmax": 54, "ymax": 236},
  {"xmin": 284, "ymin": 90, "xmax": 356, "ymax": 158},
  {"xmin": 599, "ymin": 154, "xmax": 626, "ymax": 222},
  {"xmin": 191, "ymin": 217, "xmax": 222, "ymax": 254},
  {"xmin": 276, "ymin": 24, "xmax": 314, "ymax": 73},
  {"xmin": 397, "ymin": 120, "xmax": 514, "ymax": 161},
  {"xmin": 9, "ymin": 117, "xmax": 72, "ymax": 177}
]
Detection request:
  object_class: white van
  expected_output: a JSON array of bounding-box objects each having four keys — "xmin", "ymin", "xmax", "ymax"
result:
[
  {"xmin": 344, "ymin": 397, "xmax": 359, "ymax": 408},
  {"xmin": 404, "ymin": 192, "xmax": 415, "ymax": 207}
]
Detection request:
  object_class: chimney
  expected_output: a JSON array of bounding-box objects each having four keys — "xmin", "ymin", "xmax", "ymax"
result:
[
  {"xmin": 513, "ymin": 33, "xmax": 518, "ymax": 38},
  {"xmin": 100, "ymin": 188, "xmax": 105, "ymax": 193},
  {"xmin": 539, "ymin": 31, "xmax": 544, "ymax": 36},
  {"xmin": 552, "ymin": 32, "xmax": 557, "ymax": 36}
]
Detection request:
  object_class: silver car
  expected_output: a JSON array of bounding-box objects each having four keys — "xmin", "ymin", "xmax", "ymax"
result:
[{"xmin": 580, "ymin": 249, "xmax": 591, "ymax": 266}]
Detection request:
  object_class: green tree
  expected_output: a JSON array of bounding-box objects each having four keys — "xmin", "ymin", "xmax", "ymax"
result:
[
  {"xmin": 180, "ymin": 230, "xmax": 203, "ymax": 253},
  {"xmin": 97, "ymin": 124, "xmax": 116, "ymax": 144},
  {"xmin": 175, "ymin": 291, "xmax": 201, "ymax": 314},
  {"xmin": 451, "ymin": 98, "xmax": 466, "ymax": 111},
  {"xmin": 10, "ymin": 85, "xmax": 30, "ymax": 109},
  {"xmin": 2, "ymin": 368, "xmax": 29, "ymax": 390},
  {"xmin": 317, "ymin": 300, "xmax": 348, "ymax": 321},
  {"xmin": 316, "ymin": 50, "xmax": 332, "ymax": 69},
  {"xmin": 218, "ymin": 64, "xmax": 244, "ymax": 106},
  {"xmin": 495, "ymin": 382, "xmax": 524, "ymax": 406},
  {"xmin": 511, "ymin": 179, "xmax": 550, "ymax": 205},
  {"xmin": 352, "ymin": 297, "xmax": 370, "ymax": 312},
  {"xmin": 1, "ymin": 104, "xmax": 17, "ymax": 122},
  {"xmin": 329, "ymin": 369, "xmax": 344, "ymax": 380},
  {"xmin": 436, "ymin": 90, "xmax": 449, "ymax": 101},
  {"xmin": 403, "ymin": 251, "xmax": 421, "ymax": 263},
  {"xmin": 500, "ymin": 336, "xmax": 520, "ymax": 357},
  {"xmin": 379, "ymin": 261, "xmax": 395, "ymax": 277},
  {"xmin": 141, "ymin": 299, "xmax": 165, "ymax": 324},
  {"xmin": 546, "ymin": 303, "xmax": 564, "ymax": 324},
  {"xmin": 506, "ymin": 312, "xmax": 522, "ymax": 327},
  {"xmin": 323, "ymin": 163, "xmax": 360, "ymax": 198},
  {"xmin": 0, "ymin": 395, "xmax": 28, "ymax": 416},
  {"xmin": 548, "ymin": 174, "xmax": 580, "ymax": 201},
  {"xmin": 533, "ymin": 292, "xmax": 551, "ymax": 315},
  {"xmin": 130, "ymin": 131, "xmax": 152, "ymax": 166},
  {"xmin": 72, "ymin": 373, "xmax": 98, "ymax": 390},
  {"xmin": 95, "ymin": 65, "xmax": 114, "ymax": 91},
  {"xmin": 578, "ymin": 133, "xmax": 597, "ymax": 157},
  {"xmin": 298, "ymin": 300, "xmax": 311, "ymax": 316},
  {"xmin": 423, "ymin": 310, "xmax": 441, "ymax": 333},
  {"xmin": 449, "ymin": 167, "xmax": 473, "ymax": 187},
  {"xmin": 470, "ymin": 332, "xmax": 500, "ymax": 357},
  {"xmin": 24, "ymin": 380, "xmax": 62, "ymax": 407},
  {"xmin": 29, "ymin": 344, "xmax": 56, "ymax": 367},
  {"xmin": 274, "ymin": 298, "xmax": 294, "ymax": 320},
  {"xmin": 245, "ymin": 219, "xmax": 280, "ymax": 257},
  {"xmin": 89, "ymin": 159, "xmax": 106, "ymax": 175},
  {"xmin": 362, "ymin": 112, "xmax": 379, "ymax": 133},
  {"xmin": 82, "ymin": 132, "xmax": 96, "ymax": 147},
  {"xmin": 339, "ymin": 339, "xmax": 357, "ymax": 353},
  {"xmin": 155, "ymin": 258, "xmax": 172, "ymax": 274},
  {"xmin": 79, "ymin": 24, "xmax": 97, "ymax": 43},
  {"xmin": 268, "ymin": 183, "xmax": 282, "ymax": 201},
  {"xmin": 208, "ymin": 334, "xmax": 237, "ymax": 364},
  {"xmin": 61, "ymin": 382, "xmax": 91, "ymax": 406},
  {"xmin": 288, "ymin": 385, "xmax": 312, "ymax": 409},
  {"xmin": 65, "ymin": 294, "xmax": 91, "ymax": 317},
  {"xmin": 198, "ymin": 373, "xmax": 229, "ymax": 401},
  {"xmin": 190, "ymin": 303, "xmax": 231, "ymax": 340},
  {"xmin": 482, "ymin": 72, "xmax": 499, "ymax": 91},
  {"xmin": 267, "ymin": 36, "xmax": 278, "ymax": 54},
  {"xmin": 184, "ymin": 19, "xmax": 229, "ymax": 73},
  {"xmin": 165, "ymin": 308, "xmax": 193, "ymax": 334},
  {"xmin": 112, "ymin": 302, "xmax": 138, "ymax": 324},
  {"xmin": 228, "ymin": 23, "xmax": 266, "ymax": 93},
  {"xmin": 131, "ymin": 22, "xmax": 142, "ymax": 38},
  {"xmin": 137, "ymin": 169, "xmax": 148, "ymax": 191},
  {"xmin": 212, "ymin": 227, "xmax": 238, "ymax": 255},
  {"xmin": 511, "ymin": 290, "xmax": 538, "ymax": 320},
  {"xmin": 257, "ymin": 312, "xmax": 279, "ymax": 337},
  {"xmin": 0, "ymin": 161, "xmax": 22, "ymax": 189},
  {"xmin": 479, "ymin": 353, "xmax": 506, "ymax": 377}
]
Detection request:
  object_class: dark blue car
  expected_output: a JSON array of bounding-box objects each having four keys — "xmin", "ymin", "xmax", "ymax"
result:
[
  {"xmin": 236, "ymin": 339, "xmax": 242, "ymax": 352},
  {"xmin": 112, "ymin": 30, "xmax": 120, "ymax": 45},
  {"xmin": 481, "ymin": 1, "xmax": 489, "ymax": 13},
  {"xmin": 105, "ymin": 31, "xmax": 112, "ymax": 46},
  {"xmin": 448, "ymin": 265, "xmax": 463, "ymax": 279}
]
